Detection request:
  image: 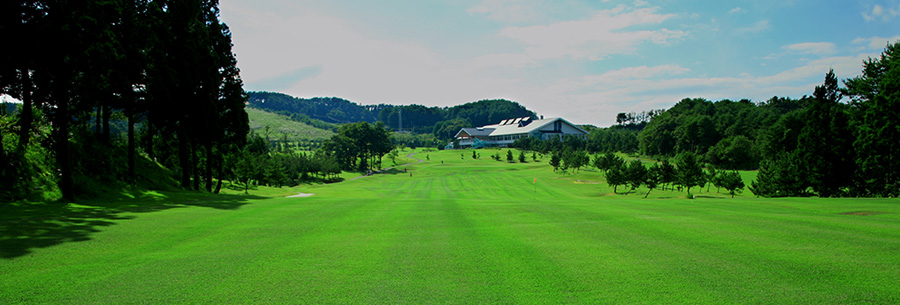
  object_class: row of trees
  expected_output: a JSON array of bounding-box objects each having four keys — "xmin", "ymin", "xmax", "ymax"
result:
[
  {"xmin": 749, "ymin": 41, "xmax": 900, "ymax": 197},
  {"xmin": 535, "ymin": 41, "xmax": 899, "ymax": 198},
  {"xmin": 320, "ymin": 122, "xmax": 393, "ymax": 172},
  {"xmin": 0, "ymin": 0, "xmax": 248, "ymax": 201},
  {"xmin": 596, "ymin": 152, "xmax": 744, "ymax": 198},
  {"xmin": 246, "ymin": 92, "xmax": 381, "ymax": 124},
  {"xmin": 248, "ymin": 92, "xmax": 537, "ymax": 140},
  {"xmin": 511, "ymin": 127, "xmax": 640, "ymax": 155},
  {"xmin": 230, "ymin": 135, "xmax": 341, "ymax": 194}
]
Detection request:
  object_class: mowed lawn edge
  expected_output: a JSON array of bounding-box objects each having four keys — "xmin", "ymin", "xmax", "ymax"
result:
[{"xmin": 2, "ymin": 149, "xmax": 899, "ymax": 303}]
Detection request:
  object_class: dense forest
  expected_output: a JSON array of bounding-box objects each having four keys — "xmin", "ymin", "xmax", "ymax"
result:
[
  {"xmin": 248, "ymin": 91, "xmax": 536, "ymax": 139},
  {"xmin": 0, "ymin": 0, "xmax": 249, "ymax": 201},
  {"xmin": 247, "ymin": 92, "xmax": 382, "ymax": 125},
  {"xmin": 518, "ymin": 41, "xmax": 900, "ymax": 198}
]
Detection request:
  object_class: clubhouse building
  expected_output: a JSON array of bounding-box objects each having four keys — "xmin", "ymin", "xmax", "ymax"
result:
[{"xmin": 454, "ymin": 117, "xmax": 588, "ymax": 148}]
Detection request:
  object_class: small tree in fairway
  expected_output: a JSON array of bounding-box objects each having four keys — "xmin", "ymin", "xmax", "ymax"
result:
[
  {"xmin": 643, "ymin": 163, "xmax": 662, "ymax": 198},
  {"xmin": 549, "ymin": 152, "xmax": 561, "ymax": 172},
  {"xmin": 718, "ymin": 170, "xmax": 745, "ymax": 198},
  {"xmin": 625, "ymin": 159, "xmax": 646, "ymax": 193},
  {"xmin": 676, "ymin": 152, "xmax": 705, "ymax": 197},
  {"xmin": 606, "ymin": 163, "xmax": 627, "ymax": 194}
]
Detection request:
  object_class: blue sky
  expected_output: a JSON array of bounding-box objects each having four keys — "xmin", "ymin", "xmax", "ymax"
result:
[{"xmin": 219, "ymin": 0, "xmax": 900, "ymax": 126}]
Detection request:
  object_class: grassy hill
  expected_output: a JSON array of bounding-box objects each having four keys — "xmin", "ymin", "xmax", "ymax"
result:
[
  {"xmin": 247, "ymin": 107, "xmax": 335, "ymax": 141},
  {"xmin": 2, "ymin": 149, "xmax": 899, "ymax": 303}
]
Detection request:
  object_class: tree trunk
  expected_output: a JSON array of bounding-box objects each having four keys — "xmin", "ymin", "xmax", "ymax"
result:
[
  {"xmin": 205, "ymin": 143, "xmax": 213, "ymax": 192},
  {"xmin": 191, "ymin": 141, "xmax": 200, "ymax": 191},
  {"xmin": 146, "ymin": 111, "xmax": 154, "ymax": 161},
  {"xmin": 17, "ymin": 70, "xmax": 33, "ymax": 151},
  {"xmin": 56, "ymin": 89, "xmax": 74, "ymax": 201},
  {"xmin": 178, "ymin": 127, "xmax": 190, "ymax": 189},
  {"xmin": 644, "ymin": 188, "xmax": 652, "ymax": 198},
  {"xmin": 214, "ymin": 151, "xmax": 223, "ymax": 194},
  {"xmin": 127, "ymin": 108, "xmax": 135, "ymax": 183},
  {"xmin": 102, "ymin": 103, "xmax": 111, "ymax": 145},
  {"xmin": 95, "ymin": 106, "xmax": 102, "ymax": 138}
]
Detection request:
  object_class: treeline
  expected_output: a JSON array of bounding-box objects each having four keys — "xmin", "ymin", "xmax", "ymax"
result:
[
  {"xmin": 541, "ymin": 41, "xmax": 900, "ymax": 198},
  {"xmin": 379, "ymin": 99, "xmax": 537, "ymax": 138},
  {"xmin": 181, "ymin": 109, "xmax": 395, "ymax": 194},
  {"xmin": 229, "ymin": 134, "xmax": 341, "ymax": 194},
  {"xmin": 749, "ymin": 43, "xmax": 899, "ymax": 197},
  {"xmin": 511, "ymin": 126, "xmax": 639, "ymax": 154},
  {"xmin": 320, "ymin": 122, "xmax": 393, "ymax": 172},
  {"xmin": 248, "ymin": 92, "xmax": 381, "ymax": 124},
  {"xmin": 638, "ymin": 97, "xmax": 801, "ymax": 170},
  {"xmin": 247, "ymin": 91, "xmax": 536, "ymax": 140},
  {"xmin": 598, "ymin": 152, "xmax": 744, "ymax": 198},
  {"xmin": 0, "ymin": 0, "xmax": 248, "ymax": 201}
]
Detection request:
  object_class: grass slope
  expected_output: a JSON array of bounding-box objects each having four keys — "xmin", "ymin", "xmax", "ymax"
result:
[
  {"xmin": 2, "ymin": 149, "xmax": 899, "ymax": 303},
  {"xmin": 247, "ymin": 107, "xmax": 335, "ymax": 141}
]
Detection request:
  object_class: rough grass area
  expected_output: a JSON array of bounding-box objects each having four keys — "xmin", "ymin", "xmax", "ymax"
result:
[
  {"xmin": 247, "ymin": 107, "xmax": 335, "ymax": 141},
  {"xmin": 2, "ymin": 149, "xmax": 899, "ymax": 303}
]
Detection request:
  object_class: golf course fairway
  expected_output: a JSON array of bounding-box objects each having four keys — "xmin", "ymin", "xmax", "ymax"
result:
[{"xmin": 2, "ymin": 149, "xmax": 899, "ymax": 303}]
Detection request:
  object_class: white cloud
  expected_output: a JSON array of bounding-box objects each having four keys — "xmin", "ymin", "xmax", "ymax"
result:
[
  {"xmin": 729, "ymin": 7, "xmax": 743, "ymax": 14},
  {"xmin": 852, "ymin": 35, "xmax": 900, "ymax": 49},
  {"xmin": 784, "ymin": 42, "xmax": 836, "ymax": 55},
  {"xmin": 862, "ymin": 3, "xmax": 900, "ymax": 21},
  {"xmin": 217, "ymin": 1, "xmax": 882, "ymax": 127},
  {"xmin": 735, "ymin": 20, "xmax": 770, "ymax": 34},
  {"xmin": 497, "ymin": 6, "xmax": 686, "ymax": 61},
  {"xmin": 1, "ymin": 94, "xmax": 23, "ymax": 104},
  {"xmin": 755, "ymin": 54, "xmax": 874, "ymax": 85},
  {"xmin": 520, "ymin": 51, "xmax": 875, "ymax": 126},
  {"xmin": 584, "ymin": 64, "xmax": 690, "ymax": 83},
  {"xmin": 467, "ymin": 0, "xmax": 543, "ymax": 24}
]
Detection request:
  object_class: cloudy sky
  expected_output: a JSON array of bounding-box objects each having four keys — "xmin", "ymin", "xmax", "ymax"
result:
[{"xmin": 219, "ymin": 0, "xmax": 900, "ymax": 126}]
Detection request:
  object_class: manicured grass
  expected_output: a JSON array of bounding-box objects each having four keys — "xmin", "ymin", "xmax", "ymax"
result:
[{"xmin": 2, "ymin": 148, "xmax": 899, "ymax": 303}]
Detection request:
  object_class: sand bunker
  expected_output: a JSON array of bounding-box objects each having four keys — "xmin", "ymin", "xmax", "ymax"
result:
[{"xmin": 287, "ymin": 192, "xmax": 315, "ymax": 198}]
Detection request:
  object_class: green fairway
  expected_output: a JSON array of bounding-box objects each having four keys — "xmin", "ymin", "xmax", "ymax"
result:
[{"xmin": 2, "ymin": 149, "xmax": 899, "ymax": 303}]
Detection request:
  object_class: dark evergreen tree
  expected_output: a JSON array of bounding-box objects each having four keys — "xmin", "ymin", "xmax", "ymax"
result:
[
  {"xmin": 643, "ymin": 163, "xmax": 662, "ymax": 198},
  {"xmin": 549, "ymin": 152, "xmax": 561, "ymax": 172},
  {"xmin": 658, "ymin": 159, "xmax": 676, "ymax": 191},
  {"xmin": 718, "ymin": 170, "xmax": 745, "ymax": 198},
  {"xmin": 845, "ymin": 41, "xmax": 900, "ymax": 197},
  {"xmin": 798, "ymin": 69, "xmax": 855, "ymax": 197},
  {"xmin": 625, "ymin": 159, "xmax": 646, "ymax": 192},
  {"xmin": 606, "ymin": 163, "xmax": 627, "ymax": 194},
  {"xmin": 675, "ymin": 151, "xmax": 705, "ymax": 196}
]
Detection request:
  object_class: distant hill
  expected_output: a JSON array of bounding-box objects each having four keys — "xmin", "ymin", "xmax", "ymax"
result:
[
  {"xmin": 248, "ymin": 92, "xmax": 381, "ymax": 124},
  {"xmin": 247, "ymin": 91, "xmax": 537, "ymax": 139},
  {"xmin": 246, "ymin": 107, "xmax": 335, "ymax": 141}
]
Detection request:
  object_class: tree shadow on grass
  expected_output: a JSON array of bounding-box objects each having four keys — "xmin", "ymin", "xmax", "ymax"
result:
[{"xmin": 0, "ymin": 190, "xmax": 265, "ymax": 259}]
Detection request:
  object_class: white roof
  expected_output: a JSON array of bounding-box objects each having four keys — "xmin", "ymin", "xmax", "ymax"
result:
[{"xmin": 485, "ymin": 117, "xmax": 587, "ymax": 137}]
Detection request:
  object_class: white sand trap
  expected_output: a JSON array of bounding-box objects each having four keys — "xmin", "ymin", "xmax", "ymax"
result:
[{"xmin": 287, "ymin": 192, "xmax": 315, "ymax": 198}]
